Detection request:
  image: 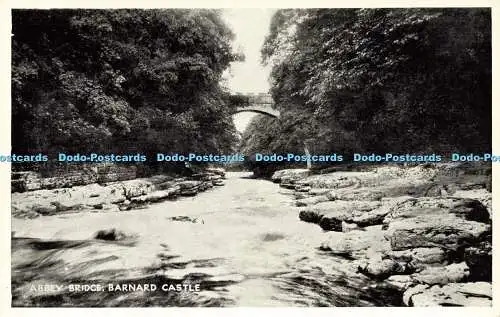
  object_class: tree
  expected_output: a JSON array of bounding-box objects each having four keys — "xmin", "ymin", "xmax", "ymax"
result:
[
  {"xmin": 12, "ymin": 9, "xmax": 241, "ymax": 166},
  {"xmin": 246, "ymin": 8, "xmax": 491, "ymax": 160}
]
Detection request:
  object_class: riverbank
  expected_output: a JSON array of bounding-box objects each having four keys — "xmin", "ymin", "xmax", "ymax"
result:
[
  {"xmin": 12, "ymin": 171, "xmax": 403, "ymax": 307},
  {"xmin": 272, "ymin": 163, "xmax": 492, "ymax": 306},
  {"xmin": 12, "ymin": 168, "xmax": 226, "ymax": 219}
]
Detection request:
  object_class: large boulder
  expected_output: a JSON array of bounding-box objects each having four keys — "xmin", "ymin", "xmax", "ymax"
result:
[
  {"xmin": 404, "ymin": 282, "xmax": 492, "ymax": 306},
  {"xmin": 299, "ymin": 200, "xmax": 381, "ymax": 231},
  {"xmin": 383, "ymin": 197, "xmax": 491, "ymax": 251},
  {"xmin": 93, "ymin": 228, "xmax": 135, "ymax": 241},
  {"xmin": 350, "ymin": 196, "xmax": 413, "ymax": 227},
  {"xmin": 358, "ymin": 258, "xmax": 406, "ymax": 280},
  {"xmin": 451, "ymin": 189, "xmax": 492, "ymax": 217},
  {"xmin": 383, "ymin": 197, "xmax": 490, "ymax": 224},
  {"xmin": 320, "ymin": 225, "xmax": 391, "ymax": 259},
  {"xmin": 326, "ymin": 187, "xmax": 386, "ymax": 201},
  {"xmin": 271, "ymin": 169, "xmax": 310, "ymax": 184},
  {"xmin": 385, "ymin": 215, "xmax": 490, "ymax": 251},
  {"xmin": 383, "ymin": 247, "xmax": 448, "ymax": 271},
  {"xmin": 410, "ymin": 262, "xmax": 469, "ymax": 285}
]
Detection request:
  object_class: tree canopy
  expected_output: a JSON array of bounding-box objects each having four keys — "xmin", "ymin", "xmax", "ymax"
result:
[
  {"xmin": 242, "ymin": 8, "xmax": 491, "ymax": 160},
  {"xmin": 12, "ymin": 9, "xmax": 241, "ymax": 159}
]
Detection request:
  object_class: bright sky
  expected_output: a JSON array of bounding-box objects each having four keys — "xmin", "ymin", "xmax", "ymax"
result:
[{"xmin": 221, "ymin": 8, "xmax": 276, "ymax": 133}]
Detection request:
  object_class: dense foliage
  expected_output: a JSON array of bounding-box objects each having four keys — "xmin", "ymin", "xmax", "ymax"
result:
[
  {"xmin": 12, "ymin": 9, "xmax": 240, "ymax": 161},
  {"xmin": 243, "ymin": 8, "xmax": 491, "ymax": 159}
]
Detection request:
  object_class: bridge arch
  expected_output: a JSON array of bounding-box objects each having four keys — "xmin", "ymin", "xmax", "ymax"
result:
[
  {"xmin": 234, "ymin": 106, "xmax": 279, "ymax": 118},
  {"xmin": 230, "ymin": 93, "xmax": 279, "ymax": 118},
  {"xmin": 231, "ymin": 92, "xmax": 311, "ymax": 169}
]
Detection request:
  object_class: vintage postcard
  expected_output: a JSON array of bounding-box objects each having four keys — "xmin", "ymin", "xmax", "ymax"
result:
[{"xmin": 1, "ymin": 1, "xmax": 498, "ymax": 316}]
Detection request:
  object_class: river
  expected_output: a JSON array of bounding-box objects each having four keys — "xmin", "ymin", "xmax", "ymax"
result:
[{"xmin": 11, "ymin": 172, "xmax": 401, "ymax": 307}]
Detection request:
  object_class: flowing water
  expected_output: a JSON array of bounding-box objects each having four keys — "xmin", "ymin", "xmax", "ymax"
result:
[{"xmin": 11, "ymin": 172, "xmax": 401, "ymax": 307}]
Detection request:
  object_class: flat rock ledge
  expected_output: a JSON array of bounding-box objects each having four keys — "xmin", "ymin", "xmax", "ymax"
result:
[
  {"xmin": 12, "ymin": 168, "xmax": 226, "ymax": 219},
  {"xmin": 274, "ymin": 163, "xmax": 492, "ymax": 307}
]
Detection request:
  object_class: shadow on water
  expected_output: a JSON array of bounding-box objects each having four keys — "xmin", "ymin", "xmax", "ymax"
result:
[
  {"xmin": 12, "ymin": 236, "xmax": 404, "ymax": 307},
  {"xmin": 271, "ymin": 267, "xmax": 403, "ymax": 307},
  {"xmin": 11, "ymin": 237, "xmax": 239, "ymax": 307}
]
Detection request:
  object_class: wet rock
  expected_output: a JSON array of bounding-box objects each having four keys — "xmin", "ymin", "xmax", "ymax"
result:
[
  {"xmin": 93, "ymin": 228, "xmax": 131, "ymax": 241},
  {"xmin": 411, "ymin": 262, "xmax": 469, "ymax": 285},
  {"xmin": 405, "ymin": 282, "xmax": 492, "ymax": 306},
  {"xmin": 298, "ymin": 210, "xmax": 323, "ymax": 224},
  {"xmin": 319, "ymin": 216, "xmax": 346, "ymax": 231},
  {"xmin": 299, "ymin": 200, "xmax": 381, "ymax": 230},
  {"xmin": 358, "ymin": 258, "xmax": 404, "ymax": 280}
]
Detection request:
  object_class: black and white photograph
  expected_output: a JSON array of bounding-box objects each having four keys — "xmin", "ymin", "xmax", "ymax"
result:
[{"xmin": 8, "ymin": 6, "xmax": 494, "ymax": 308}]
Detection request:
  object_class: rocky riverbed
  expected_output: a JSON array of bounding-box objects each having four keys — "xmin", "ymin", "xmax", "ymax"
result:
[
  {"xmin": 11, "ymin": 164, "xmax": 492, "ymax": 307},
  {"xmin": 12, "ymin": 168, "xmax": 226, "ymax": 219},
  {"xmin": 272, "ymin": 163, "xmax": 492, "ymax": 306}
]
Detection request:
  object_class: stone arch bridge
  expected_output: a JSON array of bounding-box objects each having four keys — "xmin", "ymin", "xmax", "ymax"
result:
[
  {"xmin": 230, "ymin": 93, "xmax": 311, "ymax": 168},
  {"xmin": 230, "ymin": 93, "xmax": 280, "ymax": 118}
]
